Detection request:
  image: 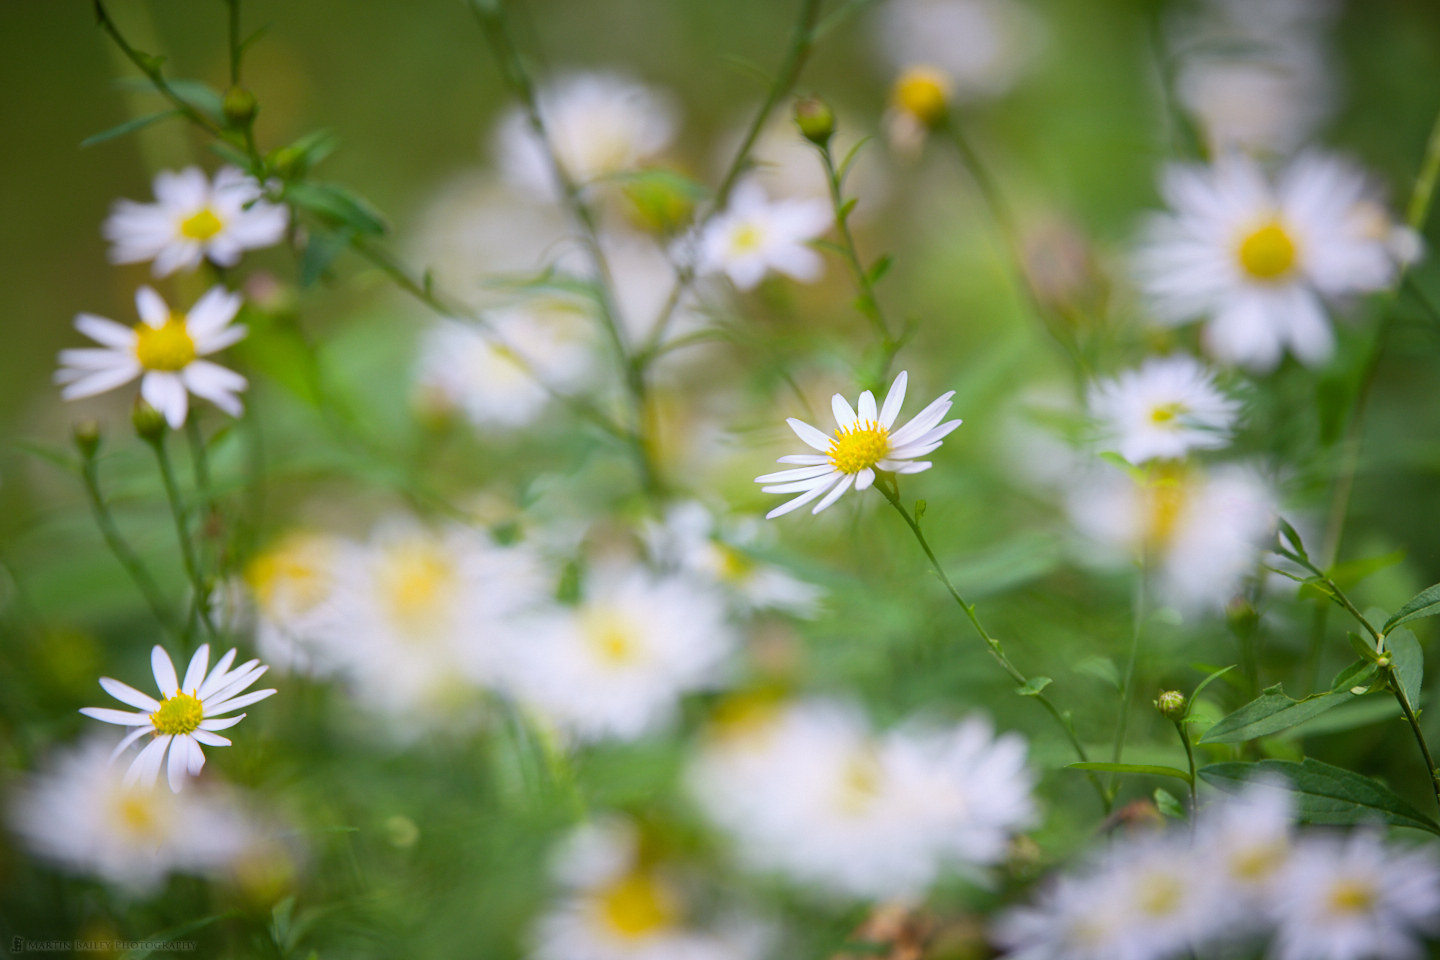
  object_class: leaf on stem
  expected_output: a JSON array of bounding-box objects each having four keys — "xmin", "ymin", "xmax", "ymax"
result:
[
  {"xmin": 285, "ymin": 182, "xmax": 388, "ymax": 236},
  {"xmin": 1153, "ymin": 788, "xmax": 1186, "ymax": 819},
  {"xmin": 1383, "ymin": 583, "xmax": 1440, "ymax": 634},
  {"xmin": 81, "ymin": 109, "xmax": 183, "ymax": 148},
  {"xmin": 1198, "ymin": 758, "xmax": 1440, "ymax": 835},
  {"xmin": 1387, "ymin": 626, "xmax": 1424, "ymax": 707},
  {"xmin": 1067, "ymin": 762, "xmax": 1192, "ymax": 785},
  {"xmin": 1016, "ymin": 676, "xmax": 1051, "ymax": 697},
  {"xmin": 1199, "ymin": 683, "xmax": 1360, "ymax": 744},
  {"xmin": 1188, "ymin": 663, "xmax": 1236, "ymax": 708},
  {"xmin": 866, "ymin": 254, "xmax": 894, "ymax": 285},
  {"xmin": 835, "ymin": 136, "xmax": 874, "ymax": 185}
]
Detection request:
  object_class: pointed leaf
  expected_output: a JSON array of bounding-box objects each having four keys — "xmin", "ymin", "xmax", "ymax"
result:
[
  {"xmin": 1067, "ymin": 762, "xmax": 1192, "ymax": 784},
  {"xmin": 1330, "ymin": 549, "xmax": 1406, "ymax": 589},
  {"xmin": 1189, "ymin": 664, "xmax": 1236, "ymax": 708},
  {"xmin": 1386, "ymin": 626, "xmax": 1424, "ymax": 707},
  {"xmin": 866, "ymin": 254, "xmax": 894, "ymax": 285},
  {"xmin": 81, "ymin": 109, "xmax": 183, "ymax": 148},
  {"xmin": 1199, "ymin": 683, "xmax": 1355, "ymax": 744},
  {"xmin": 1383, "ymin": 584, "xmax": 1440, "ymax": 634},
  {"xmin": 1330, "ymin": 658, "xmax": 1379, "ymax": 694},
  {"xmin": 1016, "ymin": 676, "xmax": 1051, "ymax": 697},
  {"xmin": 1154, "ymin": 788, "xmax": 1186, "ymax": 819},
  {"xmin": 1198, "ymin": 758, "xmax": 1440, "ymax": 835}
]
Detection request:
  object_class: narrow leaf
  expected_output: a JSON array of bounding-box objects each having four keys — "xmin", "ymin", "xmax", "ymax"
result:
[
  {"xmin": 299, "ymin": 226, "xmax": 353, "ymax": 288},
  {"xmin": 1387, "ymin": 627, "xmax": 1424, "ymax": 707},
  {"xmin": 867, "ymin": 254, "xmax": 894, "ymax": 285},
  {"xmin": 1199, "ymin": 683, "xmax": 1354, "ymax": 744},
  {"xmin": 836, "ymin": 136, "xmax": 874, "ymax": 184},
  {"xmin": 1067, "ymin": 762, "xmax": 1192, "ymax": 784},
  {"xmin": 1330, "ymin": 659, "xmax": 1379, "ymax": 694},
  {"xmin": 1330, "ymin": 549, "xmax": 1406, "ymax": 589},
  {"xmin": 285, "ymin": 182, "xmax": 387, "ymax": 236},
  {"xmin": 1384, "ymin": 583, "xmax": 1440, "ymax": 634},
  {"xmin": 1016, "ymin": 676, "xmax": 1052, "ymax": 697},
  {"xmin": 1074, "ymin": 656, "xmax": 1121, "ymax": 692},
  {"xmin": 1154, "ymin": 788, "xmax": 1186, "ymax": 819},
  {"xmin": 1189, "ymin": 664, "xmax": 1236, "ymax": 707},
  {"xmin": 1349, "ymin": 632, "xmax": 1381, "ymax": 662},
  {"xmin": 81, "ymin": 109, "xmax": 182, "ymax": 148},
  {"xmin": 1198, "ymin": 758, "xmax": 1440, "ymax": 835}
]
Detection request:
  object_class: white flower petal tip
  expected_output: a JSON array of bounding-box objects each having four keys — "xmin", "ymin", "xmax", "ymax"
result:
[{"xmin": 697, "ymin": 183, "xmax": 831, "ymax": 290}]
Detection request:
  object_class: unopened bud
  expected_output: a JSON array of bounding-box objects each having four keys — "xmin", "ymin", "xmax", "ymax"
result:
[
  {"xmin": 893, "ymin": 66, "xmax": 950, "ymax": 128},
  {"xmin": 1155, "ymin": 690, "xmax": 1187, "ymax": 720},
  {"xmin": 72, "ymin": 420, "xmax": 101, "ymax": 459},
  {"xmin": 132, "ymin": 397, "xmax": 167, "ymax": 441},
  {"xmin": 269, "ymin": 146, "xmax": 306, "ymax": 181},
  {"xmin": 793, "ymin": 95, "xmax": 836, "ymax": 146},
  {"xmin": 223, "ymin": 85, "xmax": 258, "ymax": 128},
  {"xmin": 623, "ymin": 175, "xmax": 696, "ymax": 236}
]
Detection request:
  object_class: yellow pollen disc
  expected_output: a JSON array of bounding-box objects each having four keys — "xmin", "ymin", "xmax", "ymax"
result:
[
  {"xmin": 246, "ymin": 535, "xmax": 333, "ymax": 616},
  {"xmin": 730, "ymin": 222, "xmax": 765, "ymax": 254},
  {"xmin": 134, "ymin": 317, "xmax": 197, "ymax": 372},
  {"xmin": 1328, "ymin": 879, "xmax": 1377, "ymax": 914},
  {"xmin": 1144, "ymin": 464, "xmax": 1189, "ymax": 551},
  {"xmin": 1237, "ymin": 220, "xmax": 1298, "ymax": 281},
  {"xmin": 1149, "ymin": 402, "xmax": 1186, "ymax": 426},
  {"xmin": 835, "ymin": 750, "xmax": 884, "ymax": 815},
  {"xmin": 377, "ymin": 543, "xmax": 457, "ymax": 635},
  {"xmin": 583, "ymin": 609, "xmax": 642, "ymax": 665},
  {"xmin": 829, "ymin": 419, "xmax": 890, "ymax": 474},
  {"xmin": 1229, "ymin": 842, "xmax": 1286, "ymax": 881},
  {"xmin": 598, "ymin": 873, "xmax": 677, "ymax": 938},
  {"xmin": 151, "ymin": 691, "xmax": 204, "ymax": 736},
  {"xmin": 894, "ymin": 66, "xmax": 950, "ymax": 127},
  {"xmin": 1139, "ymin": 874, "xmax": 1184, "ymax": 917},
  {"xmin": 712, "ymin": 542, "xmax": 754, "ymax": 582},
  {"xmin": 116, "ymin": 793, "xmax": 159, "ymax": 835},
  {"xmin": 180, "ymin": 207, "xmax": 224, "ymax": 241},
  {"xmin": 709, "ymin": 689, "xmax": 783, "ymax": 741}
]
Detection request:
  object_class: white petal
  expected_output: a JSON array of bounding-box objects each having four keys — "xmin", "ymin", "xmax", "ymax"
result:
[
  {"xmin": 185, "ymin": 735, "xmax": 206, "ymax": 774},
  {"xmin": 854, "ymin": 467, "xmax": 876, "ymax": 490},
  {"xmin": 786, "ymin": 417, "xmax": 834, "ymax": 452},
  {"xmin": 191, "ymin": 324, "xmax": 248, "ymax": 355},
  {"xmin": 894, "ymin": 461, "xmax": 932, "ymax": 474},
  {"xmin": 191, "ymin": 729, "xmax": 231, "ymax": 747},
  {"xmin": 831, "ymin": 393, "xmax": 858, "ymax": 430},
  {"xmin": 889, "ymin": 392, "xmax": 956, "ymax": 447},
  {"xmin": 57, "ymin": 347, "xmax": 130, "ymax": 371},
  {"xmin": 80, "ymin": 707, "xmax": 153, "ymax": 726},
  {"xmin": 762, "ymin": 475, "xmax": 837, "ymax": 494},
  {"xmin": 181, "ymin": 360, "xmax": 247, "ymax": 417},
  {"xmin": 198, "ymin": 648, "xmax": 239, "ymax": 698},
  {"xmin": 100, "ymin": 677, "xmax": 160, "ymax": 712},
  {"xmin": 879, "ymin": 371, "xmax": 908, "ymax": 428},
  {"xmin": 135, "ymin": 286, "xmax": 170, "ymax": 328},
  {"xmin": 766, "ymin": 474, "xmax": 841, "ymax": 519},
  {"xmin": 167, "ymin": 733, "xmax": 191, "ymax": 792},
  {"xmin": 185, "ymin": 285, "xmax": 243, "ymax": 338},
  {"xmin": 58, "ymin": 362, "xmax": 142, "ymax": 400},
  {"xmin": 776, "ymin": 454, "xmax": 830, "ymax": 465},
  {"xmin": 198, "ymin": 714, "xmax": 245, "ymax": 731},
  {"xmin": 204, "ymin": 687, "xmax": 277, "ymax": 716},
  {"xmin": 75, "ymin": 313, "xmax": 137, "ymax": 349},
  {"xmin": 857, "ymin": 390, "xmax": 877, "ymax": 422},
  {"xmin": 181, "ymin": 644, "xmax": 210, "ymax": 693},
  {"xmin": 141, "ymin": 371, "xmax": 189, "ymax": 428},
  {"xmin": 811, "ymin": 473, "xmax": 855, "ymax": 514},
  {"xmin": 755, "ymin": 464, "xmax": 837, "ymax": 483},
  {"xmin": 124, "ymin": 734, "xmax": 171, "ymax": 789},
  {"xmin": 151, "ymin": 645, "xmax": 179, "ymax": 697},
  {"xmin": 201, "ymin": 663, "xmax": 267, "ymax": 706},
  {"xmin": 109, "ymin": 726, "xmax": 152, "ymax": 762}
]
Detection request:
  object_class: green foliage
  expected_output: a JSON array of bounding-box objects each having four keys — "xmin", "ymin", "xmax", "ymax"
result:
[{"xmin": 1199, "ymin": 758, "xmax": 1440, "ymax": 836}]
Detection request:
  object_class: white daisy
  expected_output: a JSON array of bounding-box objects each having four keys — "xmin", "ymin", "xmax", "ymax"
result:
[
  {"xmin": 1088, "ymin": 354, "xmax": 1239, "ymax": 464},
  {"xmin": 104, "ymin": 165, "xmax": 288, "ymax": 277},
  {"xmin": 8, "ymin": 735, "xmax": 259, "ymax": 893},
  {"xmin": 55, "ymin": 285, "xmax": 248, "ymax": 429},
  {"xmin": 1270, "ymin": 832, "xmax": 1440, "ymax": 960},
  {"xmin": 697, "ymin": 181, "xmax": 830, "ymax": 291},
  {"xmin": 80, "ymin": 644, "xmax": 277, "ymax": 793},
  {"xmin": 1135, "ymin": 152, "xmax": 1404, "ymax": 372},
  {"xmin": 1194, "ymin": 777, "xmax": 1296, "ymax": 934},
  {"xmin": 756, "ymin": 371, "xmax": 962, "ymax": 519},
  {"xmin": 876, "ymin": 0, "xmax": 1045, "ymax": 103},
  {"xmin": 503, "ymin": 564, "xmax": 735, "ymax": 742},
  {"xmin": 243, "ymin": 531, "xmax": 350, "ymax": 675},
  {"xmin": 496, "ymin": 72, "xmax": 678, "ymax": 199}
]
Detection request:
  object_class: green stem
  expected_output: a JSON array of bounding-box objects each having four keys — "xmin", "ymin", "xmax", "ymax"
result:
[
  {"xmin": 1110, "ymin": 567, "xmax": 1147, "ymax": 795},
  {"xmin": 80, "ymin": 453, "xmax": 179, "ymax": 637},
  {"xmin": 1388, "ymin": 666, "xmax": 1440, "ymax": 809},
  {"xmin": 224, "ymin": 0, "xmax": 241, "ymax": 84},
  {"xmin": 1171, "ymin": 716, "xmax": 1198, "ymax": 815},
  {"xmin": 185, "ymin": 415, "xmax": 214, "ymax": 516},
  {"xmin": 875, "ymin": 476, "xmax": 1111, "ymax": 812},
  {"xmin": 145, "ymin": 432, "xmax": 213, "ymax": 641}
]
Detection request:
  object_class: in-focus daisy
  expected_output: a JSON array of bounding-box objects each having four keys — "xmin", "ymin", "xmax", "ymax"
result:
[
  {"xmin": 1135, "ymin": 152, "xmax": 1405, "ymax": 372},
  {"xmin": 756, "ymin": 371, "xmax": 962, "ymax": 519},
  {"xmin": 104, "ymin": 166, "xmax": 288, "ymax": 277},
  {"xmin": 504, "ymin": 564, "xmax": 735, "ymax": 741},
  {"xmin": 697, "ymin": 181, "xmax": 830, "ymax": 291},
  {"xmin": 80, "ymin": 644, "xmax": 276, "ymax": 793},
  {"xmin": 1271, "ymin": 832, "xmax": 1440, "ymax": 960},
  {"xmin": 1088, "ymin": 354, "xmax": 1239, "ymax": 464},
  {"xmin": 55, "ymin": 285, "xmax": 248, "ymax": 428},
  {"xmin": 243, "ymin": 531, "xmax": 349, "ymax": 674},
  {"xmin": 8, "ymin": 735, "xmax": 259, "ymax": 893}
]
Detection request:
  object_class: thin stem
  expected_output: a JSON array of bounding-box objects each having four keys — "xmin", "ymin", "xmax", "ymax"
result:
[
  {"xmin": 185, "ymin": 416, "xmax": 213, "ymax": 516},
  {"xmin": 145, "ymin": 432, "xmax": 213, "ymax": 641},
  {"xmin": 224, "ymin": 0, "xmax": 241, "ymax": 84},
  {"xmin": 80, "ymin": 453, "xmax": 179, "ymax": 637},
  {"xmin": 876, "ymin": 476, "xmax": 1111, "ymax": 812},
  {"xmin": 1171, "ymin": 717, "xmax": 1198, "ymax": 815},
  {"xmin": 1111, "ymin": 566, "xmax": 1147, "ymax": 790},
  {"xmin": 1388, "ymin": 666, "xmax": 1440, "ymax": 808}
]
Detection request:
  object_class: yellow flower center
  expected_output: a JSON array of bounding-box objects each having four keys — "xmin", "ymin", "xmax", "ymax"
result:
[
  {"xmin": 180, "ymin": 207, "xmax": 224, "ymax": 241},
  {"xmin": 151, "ymin": 691, "xmax": 204, "ymax": 736},
  {"xmin": 709, "ymin": 689, "xmax": 783, "ymax": 741},
  {"xmin": 583, "ymin": 608, "xmax": 643, "ymax": 665},
  {"xmin": 115, "ymin": 792, "xmax": 160, "ymax": 836},
  {"xmin": 246, "ymin": 536, "xmax": 334, "ymax": 616},
  {"xmin": 835, "ymin": 749, "xmax": 884, "ymax": 815},
  {"xmin": 376, "ymin": 542, "xmax": 456, "ymax": 636},
  {"xmin": 1328, "ymin": 879, "xmax": 1378, "ymax": 915},
  {"xmin": 1143, "ymin": 464, "xmax": 1189, "ymax": 551},
  {"xmin": 730, "ymin": 222, "xmax": 765, "ymax": 254},
  {"xmin": 1149, "ymin": 402, "xmax": 1186, "ymax": 426},
  {"xmin": 134, "ymin": 317, "xmax": 197, "ymax": 372},
  {"xmin": 829, "ymin": 419, "xmax": 890, "ymax": 474},
  {"xmin": 711, "ymin": 542, "xmax": 755, "ymax": 582},
  {"xmin": 598, "ymin": 873, "xmax": 677, "ymax": 939},
  {"xmin": 894, "ymin": 66, "xmax": 950, "ymax": 127},
  {"xmin": 1237, "ymin": 220, "xmax": 1298, "ymax": 281},
  {"xmin": 1139, "ymin": 873, "xmax": 1184, "ymax": 917},
  {"xmin": 1229, "ymin": 841, "xmax": 1287, "ymax": 882}
]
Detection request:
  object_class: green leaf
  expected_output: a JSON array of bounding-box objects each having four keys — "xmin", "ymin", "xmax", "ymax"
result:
[
  {"xmin": 1387, "ymin": 626, "xmax": 1424, "ymax": 707},
  {"xmin": 866, "ymin": 254, "xmax": 894, "ymax": 285},
  {"xmin": 835, "ymin": 135, "xmax": 874, "ymax": 185},
  {"xmin": 1198, "ymin": 758, "xmax": 1440, "ymax": 835},
  {"xmin": 1276, "ymin": 517, "xmax": 1312, "ymax": 564},
  {"xmin": 1016, "ymin": 676, "xmax": 1052, "ymax": 697},
  {"xmin": 1350, "ymin": 631, "xmax": 1382, "ymax": 662},
  {"xmin": 1154, "ymin": 787, "xmax": 1186, "ymax": 819},
  {"xmin": 1199, "ymin": 683, "xmax": 1355, "ymax": 744},
  {"xmin": 1067, "ymin": 762, "xmax": 1192, "ymax": 784},
  {"xmin": 81, "ymin": 109, "xmax": 182, "ymax": 148},
  {"xmin": 1383, "ymin": 584, "xmax": 1440, "ymax": 634},
  {"xmin": 1330, "ymin": 658, "xmax": 1379, "ymax": 694},
  {"xmin": 914, "ymin": 499, "xmax": 926, "ymax": 521},
  {"xmin": 285, "ymin": 181, "xmax": 388, "ymax": 235},
  {"xmin": 298, "ymin": 226, "xmax": 353, "ymax": 288},
  {"xmin": 1074, "ymin": 656, "xmax": 1121, "ymax": 692},
  {"xmin": 9, "ymin": 439, "xmax": 80, "ymax": 475},
  {"xmin": 1330, "ymin": 549, "xmax": 1406, "ymax": 589},
  {"xmin": 1288, "ymin": 696, "xmax": 1403, "ymax": 739},
  {"xmin": 837, "ymin": 197, "xmax": 858, "ymax": 221},
  {"xmin": 1189, "ymin": 664, "xmax": 1236, "ymax": 708}
]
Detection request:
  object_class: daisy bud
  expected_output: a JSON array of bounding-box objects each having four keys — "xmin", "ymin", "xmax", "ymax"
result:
[
  {"xmin": 893, "ymin": 66, "xmax": 950, "ymax": 129},
  {"xmin": 269, "ymin": 146, "xmax": 306, "ymax": 181},
  {"xmin": 72, "ymin": 420, "xmax": 101, "ymax": 459},
  {"xmin": 223, "ymin": 85, "xmax": 258, "ymax": 128},
  {"xmin": 623, "ymin": 175, "xmax": 696, "ymax": 236},
  {"xmin": 793, "ymin": 95, "xmax": 836, "ymax": 146},
  {"xmin": 1155, "ymin": 690, "xmax": 1186, "ymax": 720},
  {"xmin": 132, "ymin": 397, "xmax": 167, "ymax": 441}
]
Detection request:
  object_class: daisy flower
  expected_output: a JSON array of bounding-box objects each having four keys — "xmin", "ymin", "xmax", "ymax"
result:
[
  {"xmin": 697, "ymin": 181, "xmax": 830, "ymax": 290},
  {"xmin": 1135, "ymin": 152, "xmax": 1403, "ymax": 372},
  {"xmin": 104, "ymin": 165, "xmax": 288, "ymax": 277},
  {"xmin": 243, "ymin": 531, "xmax": 350, "ymax": 675},
  {"xmin": 756, "ymin": 371, "xmax": 962, "ymax": 519},
  {"xmin": 80, "ymin": 644, "xmax": 276, "ymax": 793},
  {"xmin": 55, "ymin": 285, "xmax": 248, "ymax": 429},
  {"xmin": 1088, "ymin": 354, "xmax": 1239, "ymax": 464},
  {"xmin": 1194, "ymin": 777, "xmax": 1296, "ymax": 934},
  {"xmin": 877, "ymin": 0, "xmax": 1044, "ymax": 103}
]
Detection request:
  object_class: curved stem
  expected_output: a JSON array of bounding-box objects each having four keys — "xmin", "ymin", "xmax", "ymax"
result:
[
  {"xmin": 1110, "ymin": 566, "xmax": 1147, "ymax": 798},
  {"xmin": 80, "ymin": 452, "xmax": 179, "ymax": 637},
  {"xmin": 145, "ymin": 432, "xmax": 213, "ymax": 642},
  {"xmin": 1171, "ymin": 717, "xmax": 1198, "ymax": 816}
]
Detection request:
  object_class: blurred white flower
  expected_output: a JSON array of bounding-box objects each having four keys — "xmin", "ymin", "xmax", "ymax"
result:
[
  {"xmin": 697, "ymin": 181, "xmax": 829, "ymax": 291},
  {"xmin": 56, "ymin": 285, "xmax": 248, "ymax": 429},
  {"xmin": 1065, "ymin": 461, "xmax": 1275, "ymax": 612},
  {"xmin": 104, "ymin": 165, "xmax": 288, "ymax": 277},
  {"xmin": 1270, "ymin": 832, "xmax": 1440, "ymax": 960},
  {"xmin": 81, "ymin": 644, "xmax": 276, "ymax": 793},
  {"xmin": 503, "ymin": 564, "xmax": 735, "ymax": 742},
  {"xmin": 243, "ymin": 531, "xmax": 350, "ymax": 674},
  {"xmin": 414, "ymin": 300, "xmax": 595, "ymax": 430},
  {"xmin": 876, "ymin": 0, "xmax": 1045, "ymax": 103},
  {"xmin": 757, "ymin": 371, "xmax": 962, "ymax": 519},
  {"xmin": 1195, "ymin": 778, "xmax": 1295, "ymax": 933},
  {"xmin": 8, "ymin": 735, "xmax": 259, "ymax": 893},
  {"xmin": 689, "ymin": 698, "xmax": 1033, "ymax": 899},
  {"xmin": 1135, "ymin": 153, "xmax": 1405, "ymax": 373},
  {"xmin": 496, "ymin": 72, "xmax": 678, "ymax": 199},
  {"xmin": 644, "ymin": 501, "xmax": 823, "ymax": 617},
  {"xmin": 1088, "ymin": 354, "xmax": 1238, "ymax": 464}
]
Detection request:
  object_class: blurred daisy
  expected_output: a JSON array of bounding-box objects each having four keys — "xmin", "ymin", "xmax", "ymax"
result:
[
  {"xmin": 55, "ymin": 285, "xmax": 248, "ymax": 429},
  {"xmin": 1195, "ymin": 778, "xmax": 1295, "ymax": 932},
  {"xmin": 504, "ymin": 564, "xmax": 735, "ymax": 741},
  {"xmin": 1271, "ymin": 832, "xmax": 1440, "ymax": 960},
  {"xmin": 244, "ymin": 531, "xmax": 349, "ymax": 674},
  {"xmin": 1066, "ymin": 461, "xmax": 1275, "ymax": 611},
  {"xmin": 104, "ymin": 165, "xmax": 288, "ymax": 277},
  {"xmin": 876, "ymin": 0, "xmax": 1045, "ymax": 103},
  {"xmin": 414, "ymin": 300, "xmax": 595, "ymax": 430},
  {"xmin": 757, "ymin": 371, "xmax": 962, "ymax": 519},
  {"xmin": 1088, "ymin": 354, "xmax": 1238, "ymax": 464},
  {"xmin": 496, "ymin": 72, "xmax": 678, "ymax": 199},
  {"xmin": 644, "ymin": 501, "xmax": 824, "ymax": 617},
  {"xmin": 81, "ymin": 644, "xmax": 276, "ymax": 793},
  {"xmin": 1135, "ymin": 153, "xmax": 1403, "ymax": 373},
  {"xmin": 8, "ymin": 735, "xmax": 258, "ymax": 893},
  {"xmin": 697, "ymin": 182, "xmax": 829, "ymax": 291}
]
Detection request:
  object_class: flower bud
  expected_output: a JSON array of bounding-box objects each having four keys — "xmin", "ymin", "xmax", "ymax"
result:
[
  {"xmin": 793, "ymin": 95, "xmax": 836, "ymax": 146},
  {"xmin": 72, "ymin": 420, "xmax": 101, "ymax": 459},
  {"xmin": 892, "ymin": 66, "xmax": 950, "ymax": 129},
  {"xmin": 623, "ymin": 175, "xmax": 696, "ymax": 236},
  {"xmin": 223, "ymin": 85, "xmax": 258, "ymax": 128},
  {"xmin": 269, "ymin": 146, "xmax": 306, "ymax": 181},
  {"xmin": 132, "ymin": 397, "xmax": 167, "ymax": 441},
  {"xmin": 1155, "ymin": 690, "xmax": 1187, "ymax": 720},
  {"xmin": 1226, "ymin": 596, "xmax": 1259, "ymax": 638}
]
